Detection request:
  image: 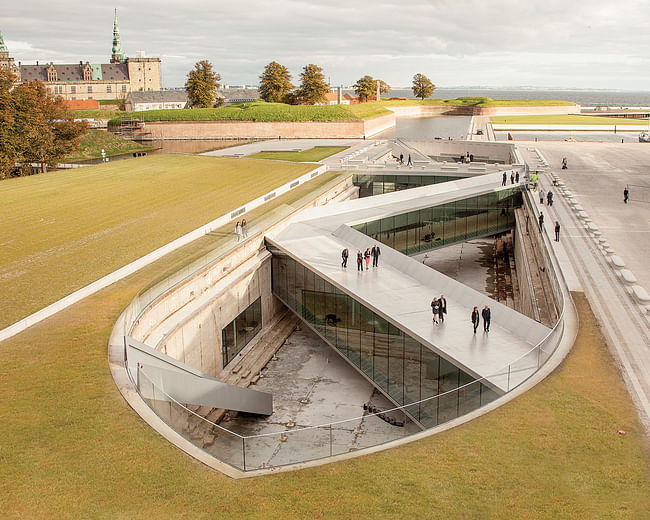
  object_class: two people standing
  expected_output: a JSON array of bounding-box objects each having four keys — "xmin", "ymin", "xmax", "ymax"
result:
[
  {"xmin": 348, "ymin": 244, "xmax": 381, "ymax": 271},
  {"xmin": 471, "ymin": 305, "xmax": 491, "ymax": 333},
  {"xmin": 430, "ymin": 295, "xmax": 447, "ymax": 325},
  {"xmin": 234, "ymin": 219, "xmax": 248, "ymax": 242}
]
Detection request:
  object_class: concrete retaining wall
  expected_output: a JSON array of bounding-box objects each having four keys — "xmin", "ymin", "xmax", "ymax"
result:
[
  {"xmin": 387, "ymin": 105, "xmax": 580, "ymax": 118},
  {"xmin": 402, "ymin": 139, "xmax": 517, "ymax": 163}
]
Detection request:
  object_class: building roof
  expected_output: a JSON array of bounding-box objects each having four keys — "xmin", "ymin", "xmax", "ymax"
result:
[
  {"xmin": 217, "ymin": 87, "xmax": 259, "ymax": 101},
  {"xmin": 126, "ymin": 90, "xmax": 188, "ymax": 104},
  {"xmin": 66, "ymin": 99, "xmax": 100, "ymax": 110},
  {"xmin": 19, "ymin": 62, "xmax": 129, "ymax": 82}
]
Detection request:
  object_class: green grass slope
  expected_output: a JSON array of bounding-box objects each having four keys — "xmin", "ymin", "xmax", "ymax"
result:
[
  {"xmin": 65, "ymin": 130, "xmax": 155, "ymax": 162},
  {"xmin": 0, "ymin": 154, "xmax": 315, "ymax": 329},
  {"xmin": 491, "ymin": 114, "xmax": 647, "ymax": 125},
  {"xmin": 249, "ymin": 146, "xmax": 348, "ymax": 162}
]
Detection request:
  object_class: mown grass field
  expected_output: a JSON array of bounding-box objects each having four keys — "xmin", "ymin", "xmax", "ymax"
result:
[
  {"xmin": 491, "ymin": 114, "xmax": 646, "ymax": 125},
  {"xmin": 249, "ymin": 146, "xmax": 348, "ymax": 162},
  {"xmin": 1, "ymin": 285, "xmax": 648, "ymax": 518},
  {"xmin": 72, "ymin": 109, "xmax": 126, "ymax": 119},
  {"xmin": 0, "ymin": 154, "xmax": 316, "ymax": 329},
  {"xmin": 65, "ymin": 130, "xmax": 155, "ymax": 162}
]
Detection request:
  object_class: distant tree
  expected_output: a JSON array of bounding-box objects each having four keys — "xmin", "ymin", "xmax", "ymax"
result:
[
  {"xmin": 353, "ymin": 75, "xmax": 391, "ymax": 102},
  {"xmin": 412, "ymin": 73, "xmax": 436, "ymax": 100},
  {"xmin": 0, "ymin": 70, "xmax": 18, "ymax": 178},
  {"xmin": 259, "ymin": 61, "xmax": 294, "ymax": 103},
  {"xmin": 185, "ymin": 60, "xmax": 221, "ymax": 108},
  {"xmin": 11, "ymin": 81, "xmax": 88, "ymax": 174},
  {"xmin": 295, "ymin": 64, "xmax": 329, "ymax": 105}
]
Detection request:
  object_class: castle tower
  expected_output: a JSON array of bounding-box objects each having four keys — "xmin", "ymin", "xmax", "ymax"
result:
[
  {"xmin": 0, "ymin": 29, "xmax": 19, "ymax": 80},
  {"xmin": 111, "ymin": 9, "xmax": 125, "ymax": 63}
]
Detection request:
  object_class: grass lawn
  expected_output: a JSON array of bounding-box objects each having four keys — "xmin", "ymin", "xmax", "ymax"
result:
[
  {"xmin": 491, "ymin": 115, "xmax": 646, "ymax": 125},
  {"xmin": 248, "ymin": 146, "xmax": 349, "ymax": 162},
  {"xmin": 383, "ymin": 98, "xmax": 576, "ymax": 107},
  {"xmin": 72, "ymin": 109, "xmax": 127, "ymax": 119},
  {"xmin": 0, "ymin": 154, "xmax": 316, "ymax": 329},
  {"xmin": 65, "ymin": 130, "xmax": 155, "ymax": 162},
  {"xmin": 1, "ymin": 275, "xmax": 648, "ymax": 519}
]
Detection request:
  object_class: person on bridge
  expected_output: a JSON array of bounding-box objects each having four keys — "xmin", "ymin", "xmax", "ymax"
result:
[
  {"xmin": 439, "ymin": 295, "xmax": 447, "ymax": 323},
  {"xmin": 371, "ymin": 244, "xmax": 381, "ymax": 267},
  {"xmin": 538, "ymin": 211, "xmax": 545, "ymax": 232},
  {"xmin": 539, "ymin": 189, "xmax": 545, "ymax": 205},
  {"xmin": 471, "ymin": 306, "xmax": 480, "ymax": 334},
  {"xmin": 555, "ymin": 221, "xmax": 561, "ymax": 242},
  {"xmin": 407, "ymin": 154, "xmax": 413, "ymax": 166},
  {"xmin": 624, "ymin": 186, "xmax": 629, "ymax": 204},
  {"xmin": 364, "ymin": 248, "xmax": 371, "ymax": 269},
  {"xmin": 547, "ymin": 191, "xmax": 553, "ymax": 206},
  {"xmin": 511, "ymin": 171, "xmax": 515, "ymax": 184},
  {"xmin": 357, "ymin": 250, "xmax": 364, "ymax": 271},
  {"xmin": 502, "ymin": 172, "xmax": 507, "ymax": 186},
  {"xmin": 341, "ymin": 248, "xmax": 349, "ymax": 268},
  {"xmin": 431, "ymin": 297, "xmax": 441, "ymax": 325},
  {"xmin": 481, "ymin": 305, "xmax": 491, "ymax": 332},
  {"xmin": 515, "ymin": 171, "xmax": 520, "ymax": 183},
  {"xmin": 562, "ymin": 157, "xmax": 568, "ymax": 169},
  {"xmin": 399, "ymin": 153, "xmax": 404, "ymax": 165}
]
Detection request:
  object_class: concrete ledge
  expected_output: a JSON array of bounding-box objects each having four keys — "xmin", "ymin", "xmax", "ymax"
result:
[
  {"xmin": 610, "ymin": 255, "xmax": 626, "ymax": 268},
  {"xmin": 574, "ymin": 204, "xmax": 584, "ymax": 212},
  {"xmin": 631, "ymin": 285, "xmax": 650, "ymax": 304},
  {"xmin": 619, "ymin": 269, "xmax": 638, "ymax": 284}
]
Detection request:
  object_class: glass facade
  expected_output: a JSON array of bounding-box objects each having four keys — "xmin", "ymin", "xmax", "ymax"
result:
[
  {"xmin": 221, "ymin": 297, "xmax": 262, "ymax": 367},
  {"xmin": 352, "ymin": 189, "xmax": 522, "ymax": 255},
  {"xmin": 353, "ymin": 173, "xmax": 464, "ymax": 198},
  {"xmin": 269, "ymin": 248, "xmax": 499, "ymax": 427}
]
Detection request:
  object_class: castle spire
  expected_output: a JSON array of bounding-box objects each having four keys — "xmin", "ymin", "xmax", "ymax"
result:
[
  {"xmin": 0, "ymin": 29, "xmax": 8, "ymax": 53},
  {"xmin": 111, "ymin": 8, "xmax": 124, "ymax": 63}
]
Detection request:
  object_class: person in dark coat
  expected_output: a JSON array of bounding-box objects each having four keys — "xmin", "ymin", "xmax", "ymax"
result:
[
  {"xmin": 547, "ymin": 191, "xmax": 553, "ymax": 206},
  {"xmin": 510, "ymin": 172, "xmax": 515, "ymax": 184},
  {"xmin": 515, "ymin": 171, "xmax": 519, "ymax": 183},
  {"xmin": 399, "ymin": 153, "xmax": 404, "ymax": 165},
  {"xmin": 471, "ymin": 306, "xmax": 480, "ymax": 334},
  {"xmin": 371, "ymin": 244, "xmax": 381, "ymax": 267},
  {"xmin": 482, "ymin": 305, "xmax": 491, "ymax": 332},
  {"xmin": 439, "ymin": 294, "xmax": 447, "ymax": 323},
  {"xmin": 431, "ymin": 297, "xmax": 441, "ymax": 325},
  {"xmin": 554, "ymin": 221, "xmax": 561, "ymax": 242},
  {"xmin": 356, "ymin": 250, "xmax": 364, "ymax": 271},
  {"xmin": 341, "ymin": 248, "xmax": 349, "ymax": 268},
  {"xmin": 407, "ymin": 154, "xmax": 413, "ymax": 166},
  {"xmin": 502, "ymin": 172, "xmax": 507, "ymax": 186},
  {"xmin": 538, "ymin": 211, "xmax": 544, "ymax": 232},
  {"xmin": 624, "ymin": 186, "xmax": 629, "ymax": 204}
]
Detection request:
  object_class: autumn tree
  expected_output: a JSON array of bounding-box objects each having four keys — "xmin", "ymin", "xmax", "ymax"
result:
[
  {"xmin": 185, "ymin": 60, "xmax": 221, "ymax": 108},
  {"xmin": 412, "ymin": 73, "xmax": 436, "ymax": 100},
  {"xmin": 259, "ymin": 61, "xmax": 294, "ymax": 103},
  {"xmin": 0, "ymin": 71, "xmax": 87, "ymax": 177},
  {"xmin": 353, "ymin": 75, "xmax": 391, "ymax": 102},
  {"xmin": 295, "ymin": 64, "xmax": 329, "ymax": 105}
]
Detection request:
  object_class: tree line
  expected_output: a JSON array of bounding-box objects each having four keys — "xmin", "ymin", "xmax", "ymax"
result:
[
  {"xmin": 0, "ymin": 70, "xmax": 87, "ymax": 179},
  {"xmin": 185, "ymin": 60, "xmax": 436, "ymax": 108}
]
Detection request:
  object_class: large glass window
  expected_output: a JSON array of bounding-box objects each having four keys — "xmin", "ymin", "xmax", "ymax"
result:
[{"xmin": 221, "ymin": 297, "xmax": 262, "ymax": 367}]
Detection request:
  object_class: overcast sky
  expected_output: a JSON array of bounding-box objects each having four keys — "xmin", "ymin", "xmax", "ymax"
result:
[{"xmin": 3, "ymin": 1, "xmax": 649, "ymax": 90}]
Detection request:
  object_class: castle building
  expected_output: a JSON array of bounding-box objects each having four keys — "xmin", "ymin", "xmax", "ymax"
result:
[
  {"xmin": 0, "ymin": 29, "xmax": 19, "ymax": 78},
  {"xmin": 5, "ymin": 9, "xmax": 161, "ymax": 101}
]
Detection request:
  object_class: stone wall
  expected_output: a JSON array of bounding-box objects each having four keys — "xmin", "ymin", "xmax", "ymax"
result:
[{"xmin": 387, "ymin": 104, "xmax": 580, "ymax": 117}]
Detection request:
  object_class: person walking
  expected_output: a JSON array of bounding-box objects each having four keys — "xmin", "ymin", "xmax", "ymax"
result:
[
  {"xmin": 546, "ymin": 191, "xmax": 553, "ymax": 206},
  {"xmin": 356, "ymin": 250, "xmax": 364, "ymax": 271},
  {"xmin": 502, "ymin": 172, "xmax": 507, "ymax": 186},
  {"xmin": 562, "ymin": 157, "xmax": 568, "ymax": 169},
  {"xmin": 439, "ymin": 294, "xmax": 447, "ymax": 323},
  {"xmin": 539, "ymin": 189, "xmax": 545, "ymax": 204},
  {"xmin": 624, "ymin": 186, "xmax": 629, "ymax": 204},
  {"xmin": 399, "ymin": 153, "xmax": 404, "ymax": 165},
  {"xmin": 531, "ymin": 172, "xmax": 538, "ymax": 189},
  {"xmin": 371, "ymin": 244, "xmax": 381, "ymax": 267},
  {"xmin": 341, "ymin": 248, "xmax": 349, "ymax": 268},
  {"xmin": 515, "ymin": 171, "xmax": 519, "ymax": 183},
  {"xmin": 510, "ymin": 171, "xmax": 515, "ymax": 185},
  {"xmin": 241, "ymin": 219, "xmax": 248, "ymax": 238},
  {"xmin": 407, "ymin": 154, "xmax": 413, "ymax": 166},
  {"xmin": 554, "ymin": 221, "xmax": 561, "ymax": 242},
  {"xmin": 364, "ymin": 248, "xmax": 371, "ymax": 270},
  {"xmin": 431, "ymin": 297, "xmax": 441, "ymax": 325},
  {"xmin": 235, "ymin": 221, "xmax": 242, "ymax": 242},
  {"xmin": 538, "ymin": 211, "xmax": 544, "ymax": 232},
  {"xmin": 482, "ymin": 305, "xmax": 491, "ymax": 332},
  {"xmin": 471, "ymin": 307, "xmax": 480, "ymax": 334}
]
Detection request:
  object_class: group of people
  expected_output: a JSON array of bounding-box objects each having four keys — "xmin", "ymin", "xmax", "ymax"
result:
[
  {"xmin": 502, "ymin": 170, "xmax": 520, "ymax": 186},
  {"xmin": 398, "ymin": 153, "xmax": 413, "ymax": 167},
  {"xmin": 430, "ymin": 295, "xmax": 447, "ymax": 324},
  {"xmin": 471, "ymin": 305, "xmax": 491, "ymax": 333},
  {"xmin": 537, "ymin": 211, "xmax": 561, "ymax": 241},
  {"xmin": 234, "ymin": 219, "xmax": 248, "ymax": 241},
  {"xmin": 341, "ymin": 245, "xmax": 381, "ymax": 271}
]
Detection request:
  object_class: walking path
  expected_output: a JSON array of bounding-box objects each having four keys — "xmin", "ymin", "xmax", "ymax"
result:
[{"xmin": 517, "ymin": 142, "xmax": 650, "ymax": 432}]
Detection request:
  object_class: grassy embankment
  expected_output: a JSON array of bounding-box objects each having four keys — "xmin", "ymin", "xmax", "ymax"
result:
[
  {"xmin": 0, "ymin": 154, "xmax": 318, "ymax": 329},
  {"xmin": 1, "ymin": 273, "xmax": 649, "ymax": 519},
  {"xmin": 249, "ymin": 146, "xmax": 349, "ymax": 162},
  {"xmin": 65, "ymin": 130, "xmax": 155, "ymax": 162},
  {"xmin": 72, "ymin": 110, "xmax": 126, "ymax": 119},
  {"xmin": 491, "ymin": 114, "xmax": 647, "ymax": 125},
  {"xmin": 382, "ymin": 97, "xmax": 577, "ymax": 107}
]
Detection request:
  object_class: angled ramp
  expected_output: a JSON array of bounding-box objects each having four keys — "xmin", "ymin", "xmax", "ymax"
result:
[{"xmin": 126, "ymin": 337, "xmax": 272, "ymax": 416}]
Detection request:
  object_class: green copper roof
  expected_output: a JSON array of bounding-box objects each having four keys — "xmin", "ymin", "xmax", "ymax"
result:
[
  {"xmin": 0, "ymin": 30, "xmax": 8, "ymax": 53},
  {"xmin": 91, "ymin": 64, "xmax": 103, "ymax": 80},
  {"xmin": 112, "ymin": 9, "xmax": 123, "ymax": 57}
]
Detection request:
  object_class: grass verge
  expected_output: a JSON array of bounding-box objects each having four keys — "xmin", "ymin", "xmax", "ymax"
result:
[
  {"xmin": 1, "ymin": 277, "xmax": 648, "ymax": 519},
  {"xmin": 248, "ymin": 146, "xmax": 349, "ymax": 162},
  {"xmin": 72, "ymin": 109, "xmax": 127, "ymax": 119},
  {"xmin": 382, "ymin": 98, "xmax": 576, "ymax": 107},
  {"xmin": 0, "ymin": 154, "xmax": 316, "ymax": 329},
  {"xmin": 65, "ymin": 130, "xmax": 155, "ymax": 162},
  {"xmin": 490, "ymin": 115, "xmax": 646, "ymax": 125}
]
